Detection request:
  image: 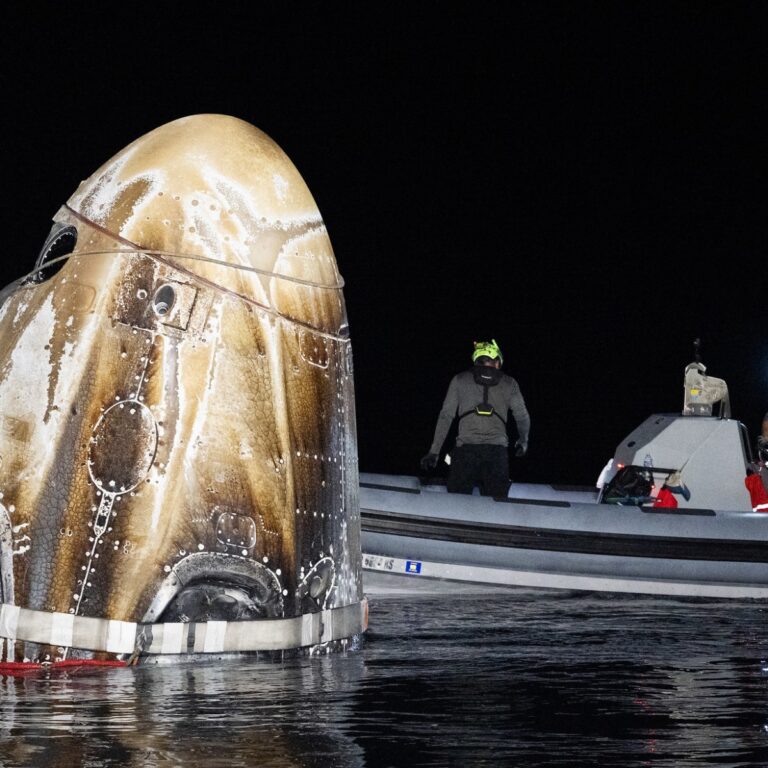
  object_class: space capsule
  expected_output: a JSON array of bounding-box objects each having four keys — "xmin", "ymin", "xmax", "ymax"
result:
[{"xmin": 0, "ymin": 114, "xmax": 366, "ymax": 665}]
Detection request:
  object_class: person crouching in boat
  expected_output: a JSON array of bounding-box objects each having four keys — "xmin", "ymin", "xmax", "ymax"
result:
[
  {"xmin": 420, "ymin": 339, "xmax": 531, "ymax": 497},
  {"xmin": 761, "ymin": 411, "xmax": 768, "ymax": 452},
  {"xmin": 746, "ymin": 417, "xmax": 768, "ymax": 512}
]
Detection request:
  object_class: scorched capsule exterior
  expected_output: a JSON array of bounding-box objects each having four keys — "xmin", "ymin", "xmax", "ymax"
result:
[{"xmin": 0, "ymin": 114, "xmax": 366, "ymax": 665}]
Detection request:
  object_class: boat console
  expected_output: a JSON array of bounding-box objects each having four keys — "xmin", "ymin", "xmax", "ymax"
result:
[{"xmin": 599, "ymin": 350, "xmax": 753, "ymax": 511}]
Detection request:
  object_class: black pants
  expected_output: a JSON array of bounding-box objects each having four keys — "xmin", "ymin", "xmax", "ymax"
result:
[{"xmin": 448, "ymin": 444, "xmax": 510, "ymax": 498}]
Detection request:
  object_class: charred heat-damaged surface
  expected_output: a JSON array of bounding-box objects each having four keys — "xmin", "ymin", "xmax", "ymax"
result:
[{"xmin": 0, "ymin": 115, "xmax": 363, "ymax": 664}]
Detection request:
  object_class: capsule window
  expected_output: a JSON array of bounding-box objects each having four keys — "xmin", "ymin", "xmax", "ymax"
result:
[
  {"xmin": 152, "ymin": 285, "xmax": 176, "ymax": 316},
  {"xmin": 32, "ymin": 224, "xmax": 77, "ymax": 283}
]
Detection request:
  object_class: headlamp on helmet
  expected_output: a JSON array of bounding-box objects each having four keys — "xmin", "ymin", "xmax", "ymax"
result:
[{"xmin": 472, "ymin": 339, "xmax": 503, "ymax": 365}]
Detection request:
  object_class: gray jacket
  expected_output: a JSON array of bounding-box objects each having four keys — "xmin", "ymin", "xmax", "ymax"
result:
[{"xmin": 429, "ymin": 369, "xmax": 530, "ymax": 453}]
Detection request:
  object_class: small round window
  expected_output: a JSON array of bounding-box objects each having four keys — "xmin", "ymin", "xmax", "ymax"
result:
[
  {"xmin": 32, "ymin": 224, "xmax": 78, "ymax": 283},
  {"xmin": 152, "ymin": 285, "xmax": 176, "ymax": 317}
]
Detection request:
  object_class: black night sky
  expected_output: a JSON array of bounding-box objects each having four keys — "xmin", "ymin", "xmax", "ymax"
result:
[{"xmin": 2, "ymin": 2, "xmax": 766, "ymax": 486}]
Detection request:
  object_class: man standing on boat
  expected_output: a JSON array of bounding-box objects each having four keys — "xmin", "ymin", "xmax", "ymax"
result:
[{"xmin": 420, "ymin": 339, "xmax": 530, "ymax": 497}]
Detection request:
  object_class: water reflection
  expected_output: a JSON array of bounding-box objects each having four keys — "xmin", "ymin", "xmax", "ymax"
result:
[
  {"xmin": 2, "ymin": 591, "xmax": 768, "ymax": 767},
  {"xmin": 0, "ymin": 653, "xmax": 368, "ymax": 768}
]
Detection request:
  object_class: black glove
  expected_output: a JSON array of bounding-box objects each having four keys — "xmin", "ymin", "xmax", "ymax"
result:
[
  {"xmin": 514, "ymin": 439, "xmax": 528, "ymax": 458},
  {"xmin": 420, "ymin": 452, "xmax": 439, "ymax": 472}
]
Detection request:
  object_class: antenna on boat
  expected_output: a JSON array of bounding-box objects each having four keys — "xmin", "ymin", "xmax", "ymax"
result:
[{"xmin": 693, "ymin": 337, "xmax": 702, "ymax": 364}]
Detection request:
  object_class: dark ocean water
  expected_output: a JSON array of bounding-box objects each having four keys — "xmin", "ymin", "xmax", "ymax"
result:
[{"xmin": 2, "ymin": 586, "xmax": 768, "ymax": 768}]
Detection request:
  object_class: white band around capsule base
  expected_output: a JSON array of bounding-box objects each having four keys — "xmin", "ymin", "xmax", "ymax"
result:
[{"xmin": 0, "ymin": 598, "xmax": 368, "ymax": 659}]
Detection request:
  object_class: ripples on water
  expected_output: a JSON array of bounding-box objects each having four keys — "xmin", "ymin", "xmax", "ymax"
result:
[{"xmin": 2, "ymin": 587, "xmax": 768, "ymax": 767}]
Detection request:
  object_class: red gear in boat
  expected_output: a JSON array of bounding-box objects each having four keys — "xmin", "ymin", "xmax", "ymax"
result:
[
  {"xmin": 653, "ymin": 487, "xmax": 678, "ymax": 509},
  {"xmin": 745, "ymin": 472, "xmax": 768, "ymax": 513}
]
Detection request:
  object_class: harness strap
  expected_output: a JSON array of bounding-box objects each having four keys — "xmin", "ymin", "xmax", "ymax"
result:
[{"xmin": 458, "ymin": 381, "xmax": 507, "ymax": 424}]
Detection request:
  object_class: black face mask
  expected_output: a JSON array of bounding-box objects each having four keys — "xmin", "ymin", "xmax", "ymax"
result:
[{"xmin": 472, "ymin": 364, "xmax": 501, "ymax": 387}]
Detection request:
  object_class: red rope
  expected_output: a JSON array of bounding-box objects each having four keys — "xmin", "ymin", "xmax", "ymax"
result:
[{"xmin": 0, "ymin": 659, "xmax": 127, "ymax": 675}]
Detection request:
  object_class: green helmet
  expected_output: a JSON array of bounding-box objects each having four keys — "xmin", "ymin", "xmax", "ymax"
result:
[{"xmin": 472, "ymin": 339, "xmax": 503, "ymax": 365}]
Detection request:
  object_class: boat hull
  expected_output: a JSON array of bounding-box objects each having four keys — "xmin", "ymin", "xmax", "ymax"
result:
[{"xmin": 360, "ymin": 474, "xmax": 768, "ymax": 599}]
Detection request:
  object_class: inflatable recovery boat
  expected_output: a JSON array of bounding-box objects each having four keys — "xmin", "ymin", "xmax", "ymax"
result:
[{"xmin": 360, "ymin": 358, "xmax": 768, "ymax": 599}]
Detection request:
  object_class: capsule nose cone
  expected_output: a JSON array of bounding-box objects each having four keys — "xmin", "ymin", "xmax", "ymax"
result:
[
  {"xmin": 69, "ymin": 114, "xmax": 320, "ymax": 253},
  {"xmin": 66, "ymin": 114, "xmax": 344, "ymax": 332}
]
